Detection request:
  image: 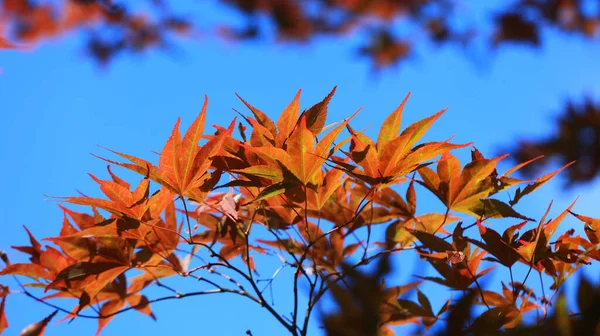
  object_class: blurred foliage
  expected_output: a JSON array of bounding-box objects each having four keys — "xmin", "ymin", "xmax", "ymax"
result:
[
  {"xmin": 1, "ymin": 0, "xmax": 599, "ymax": 67},
  {"xmin": 323, "ymin": 256, "xmax": 600, "ymax": 336},
  {"xmin": 508, "ymin": 99, "xmax": 600, "ymax": 186}
]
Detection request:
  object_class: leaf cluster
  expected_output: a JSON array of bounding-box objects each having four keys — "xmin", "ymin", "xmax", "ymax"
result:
[{"xmin": 1, "ymin": 88, "xmax": 598, "ymax": 335}]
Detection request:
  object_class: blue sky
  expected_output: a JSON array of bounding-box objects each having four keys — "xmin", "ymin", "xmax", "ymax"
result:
[{"xmin": 2, "ymin": 1, "xmax": 600, "ymax": 335}]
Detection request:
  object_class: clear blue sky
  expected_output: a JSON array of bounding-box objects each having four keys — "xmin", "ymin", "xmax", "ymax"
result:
[{"xmin": 1, "ymin": 1, "xmax": 600, "ymax": 335}]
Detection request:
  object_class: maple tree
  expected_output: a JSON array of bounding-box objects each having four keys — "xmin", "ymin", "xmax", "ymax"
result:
[{"xmin": 1, "ymin": 88, "xmax": 600, "ymax": 335}]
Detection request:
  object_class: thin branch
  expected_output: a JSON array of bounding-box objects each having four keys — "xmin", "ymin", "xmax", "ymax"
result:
[
  {"xmin": 301, "ymin": 273, "xmax": 318, "ymax": 336},
  {"xmin": 464, "ymin": 262, "xmax": 489, "ymax": 309},
  {"xmin": 155, "ymin": 280, "xmax": 183, "ymax": 296},
  {"xmin": 509, "ymin": 266, "xmax": 517, "ymax": 303},
  {"xmin": 17, "ymin": 285, "xmax": 258, "ymax": 320},
  {"xmin": 186, "ymin": 262, "xmax": 229, "ymax": 275},
  {"xmin": 361, "ymin": 188, "xmax": 375, "ymax": 260},
  {"xmin": 208, "ymin": 267, "xmax": 249, "ymax": 292},
  {"xmin": 432, "ymin": 207, "xmax": 451, "ymax": 235},
  {"xmin": 181, "ymin": 201, "xmax": 297, "ymax": 334},
  {"xmin": 538, "ymin": 270, "xmax": 546, "ymax": 301},
  {"xmin": 180, "ymin": 195, "xmax": 195, "ymax": 242},
  {"xmin": 517, "ymin": 265, "xmax": 535, "ymax": 300}
]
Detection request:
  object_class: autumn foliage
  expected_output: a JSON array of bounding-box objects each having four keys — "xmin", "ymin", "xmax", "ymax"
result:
[
  {"xmin": 2, "ymin": 0, "xmax": 599, "ymax": 68},
  {"xmin": 2, "ymin": 88, "xmax": 600, "ymax": 335},
  {"xmin": 508, "ymin": 98, "xmax": 600, "ymax": 186}
]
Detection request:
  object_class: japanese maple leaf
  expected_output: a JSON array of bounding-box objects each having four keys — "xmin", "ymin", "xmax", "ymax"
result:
[
  {"xmin": 416, "ymin": 149, "xmax": 558, "ymax": 218},
  {"xmin": 565, "ymin": 212, "xmax": 600, "ymax": 263},
  {"xmin": 305, "ymin": 165, "xmax": 348, "ymax": 211},
  {"xmin": 416, "ymin": 246, "xmax": 495, "ymax": 290},
  {"xmin": 241, "ymin": 108, "xmax": 356, "ymax": 192},
  {"xmin": 236, "ymin": 87, "xmax": 337, "ymax": 148},
  {"xmin": 417, "ymin": 150, "xmax": 508, "ymax": 213},
  {"xmin": 514, "ymin": 200, "xmax": 579, "ymax": 278},
  {"xmin": 0, "ymin": 227, "xmax": 72, "ymax": 282},
  {"xmin": 385, "ymin": 213, "xmax": 461, "ymax": 250},
  {"xmin": 96, "ymin": 97, "xmax": 235, "ymax": 201},
  {"xmin": 477, "ymin": 283, "xmax": 540, "ymax": 329},
  {"xmin": 468, "ymin": 220, "xmax": 527, "ymax": 267},
  {"xmin": 64, "ymin": 173, "xmax": 152, "ymax": 220},
  {"xmin": 333, "ymin": 93, "xmax": 469, "ymax": 188},
  {"xmin": 45, "ymin": 261, "xmax": 131, "ymax": 303}
]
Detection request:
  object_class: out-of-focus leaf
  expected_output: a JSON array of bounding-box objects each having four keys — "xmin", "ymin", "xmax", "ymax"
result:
[
  {"xmin": 467, "ymin": 306, "xmax": 511, "ymax": 334},
  {"xmin": 19, "ymin": 310, "xmax": 58, "ymax": 336},
  {"xmin": 96, "ymin": 300, "xmax": 125, "ymax": 336},
  {"xmin": 0, "ymin": 286, "xmax": 8, "ymax": 334}
]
